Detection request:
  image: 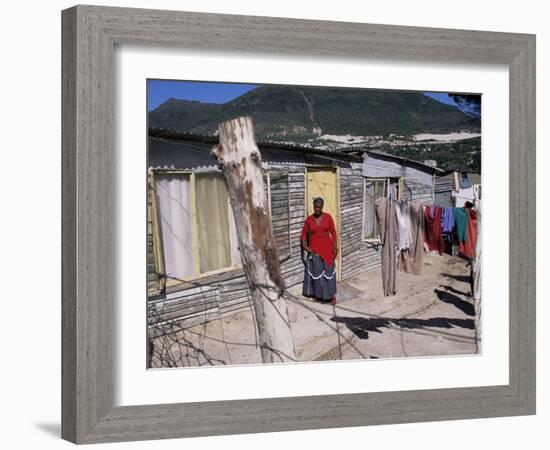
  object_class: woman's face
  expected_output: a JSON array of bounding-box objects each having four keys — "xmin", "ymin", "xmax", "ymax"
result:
[{"xmin": 313, "ymin": 202, "xmax": 323, "ymax": 216}]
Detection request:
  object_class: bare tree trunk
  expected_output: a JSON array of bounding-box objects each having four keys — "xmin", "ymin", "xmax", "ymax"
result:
[{"xmin": 212, "ymin": 116, "xmax": 296, "ymax": 363}]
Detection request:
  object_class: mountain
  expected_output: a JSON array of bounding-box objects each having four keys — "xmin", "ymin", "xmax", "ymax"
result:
[{"xmin": 148, "ymin": 85, "xmax": 481, "ymax": 144}]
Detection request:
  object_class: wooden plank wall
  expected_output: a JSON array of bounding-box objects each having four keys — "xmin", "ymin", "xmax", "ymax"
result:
[
  {"xmin": 434, "ymin": 173, "xmax": 455, "ymax": 207},
  {"xmin": 148, "ymin": 164, "xmax": 388, "ymax": 333},
  {"xmin": 148, "ymin": 166, "xmax": 307, "ymax": 331},
  {"xmin": 339, "ymin": 166, "xmax": 382, "ymax": 280},
  {"xmin": 146, "ymin": 187, "xmax": 161, "ymax": 293},
  {"xmin": 270, "ymin": 171, "xmax": 292, "ymax": 258},
  {"xmin": 147, "ymin": 162, "xmax": 438, "ymax": 334}
]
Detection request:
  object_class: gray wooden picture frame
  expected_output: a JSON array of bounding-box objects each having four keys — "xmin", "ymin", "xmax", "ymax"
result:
[{"xmin": 61, "ymin": 4, "xmax": 536, "ymax": 444}]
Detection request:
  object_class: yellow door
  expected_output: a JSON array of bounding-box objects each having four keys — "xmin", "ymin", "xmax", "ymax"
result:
[{"xmin": 306, "ymin": 168, "xmax": 341, "ymax": 281}]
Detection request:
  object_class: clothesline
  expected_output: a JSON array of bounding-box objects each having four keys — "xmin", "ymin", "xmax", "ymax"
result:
[
  {"xmin": 375, "ymin": 198, "xmax": 479, "ymax": 297},
  {"xmin": 422, "ymin": 203, "xmax": 477, "ymax": 259},
  {"xmin": 388, "ymin": 199, "xmax": 478, "ymax": 259}
]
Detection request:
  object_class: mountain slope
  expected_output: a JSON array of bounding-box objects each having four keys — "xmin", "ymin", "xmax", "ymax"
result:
[{"xmin": 148, "ymin": 85, "xmax": 480, "ymax": 143}]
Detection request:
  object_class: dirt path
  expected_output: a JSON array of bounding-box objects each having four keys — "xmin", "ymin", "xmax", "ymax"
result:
[
  {"xmin": 291, "ymin": 252, "xmax": 478, "ymax": 361},
  {"xmin": 150, "ymin": 252, "xmax": 479, "ymax": 367}
]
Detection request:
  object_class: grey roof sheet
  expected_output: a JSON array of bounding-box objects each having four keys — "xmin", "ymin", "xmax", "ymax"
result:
[{"xmin": 148, "ymin": 135, "xmax": 361, "ymax": 170}]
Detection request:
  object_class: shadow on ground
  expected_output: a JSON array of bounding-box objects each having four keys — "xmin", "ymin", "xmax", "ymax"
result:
[
  {"xmin": 441, "ymin": 272, "xmax": 471, "ymax": 284},
  {"xmin": 440, "ymin": 284, "xmax": 471, "ymax": 298},
  {"xmin": 330, "ymin": 315, "xmax": 474, "ymax": 340},
  {"xmin": 434, "ymin": 287, "xmax": 475, "ymax": 316}
]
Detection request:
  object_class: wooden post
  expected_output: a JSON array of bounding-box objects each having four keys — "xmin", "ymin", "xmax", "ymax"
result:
[
  {"xmin": 473, "ymin": 199, "xmax": 482, "ymax": 351},
  {"xmin": 212, "ymin": 116, "xmax": 296, "ymax": 363}
]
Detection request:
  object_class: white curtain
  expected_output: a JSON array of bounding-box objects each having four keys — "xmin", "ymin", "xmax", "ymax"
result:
[
  {"xmin": 195, "ymin": 174, "xmax": 232, "ymax": 273},
  {"xmin": 155, "ymin": 174, "xmax": 195, "ymax": 281}
]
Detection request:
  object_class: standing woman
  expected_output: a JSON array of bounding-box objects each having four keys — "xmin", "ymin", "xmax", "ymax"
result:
[{"xmin": 301, "ymin": 197, "xmax": 338, "ymax": 305}]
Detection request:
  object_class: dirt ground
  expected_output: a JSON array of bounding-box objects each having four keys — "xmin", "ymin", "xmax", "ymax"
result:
[{"xmin": 149, "ymin": 252, "xmax": 480, "ymax": 368}]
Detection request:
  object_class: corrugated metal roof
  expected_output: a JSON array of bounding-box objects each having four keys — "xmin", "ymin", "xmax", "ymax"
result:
[
  {"xmin": 364, "ymin": 150, "xmax": 444, "ymax": 174},
  {"xmin": 149, "ymin": 128, "xmax": 351, "ymax": 154},
  {"xmin": 337, "ymin": 145, "xmax": 444, "ymax": 174},
  {"xmin": 148, "ymin": 132, "xmax": 361, "ymax": 171}
]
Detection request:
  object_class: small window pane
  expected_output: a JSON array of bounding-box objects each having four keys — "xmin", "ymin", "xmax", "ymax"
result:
[{"xmin": 363, "ymin": 179, "xmax": 386, "ymax": 240}]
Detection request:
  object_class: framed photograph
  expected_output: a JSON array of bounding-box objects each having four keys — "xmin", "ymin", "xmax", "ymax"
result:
[
  {"xmin": 145, "ymin": 80, "xmax": 483, "ymax": 370},
  {"xmin": 62, "ymin": 5, "xmax": 535, "ymax": 444}
]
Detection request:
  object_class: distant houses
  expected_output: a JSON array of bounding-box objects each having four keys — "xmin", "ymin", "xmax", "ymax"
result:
[
  {"xmin": 146, "ymin": 129, "xmax": 453, "ymax": 333},
  {"xmin": 434, "ymin": 165, "xmax": 482, "ymax": 208}
]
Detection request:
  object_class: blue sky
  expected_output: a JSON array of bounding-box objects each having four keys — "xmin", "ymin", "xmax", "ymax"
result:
[
  {"xmin": 147, "ymin": 80, "xmax": 258, "ymax": 110},
  {"xmin": 423, "ymin": 92, "xmax": 457, "ymax": 106},
  {"xmin": 147, "ymin": 79, "xmax": 459, "ymax": 110}
]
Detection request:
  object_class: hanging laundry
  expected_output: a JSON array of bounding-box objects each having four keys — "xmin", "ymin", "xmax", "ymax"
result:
[
  {"xmin": 375, "ymin": 197, "xmax": 397, "ymax": 296},
  {"xmin": 395, "ymin": 200, "xmax": 413, "ymax": 273},
  {"xmin": 459, "ymin": 207, "xmax": 477, "ymax": 259},
  {"xmin": 395, "ymin": 200, "xmax": 412, "ymax": 251},
  {"xmin": 454, "ymin": 207, "xmax": 468, "ymax": 243},
  {"xmin": 454, "ymin": 206, "xmax": 477, "ymax": 259},
  {"xmin": 441, "ymin": 207, "xmax": 455, "ymax": 234},
  {"xmin": 424, "ymin": 205, "xmax": 444, "ymax": 255},
  {"xmin": 409, "ymin": 200, "xmax": 425, "ymax": 275}
]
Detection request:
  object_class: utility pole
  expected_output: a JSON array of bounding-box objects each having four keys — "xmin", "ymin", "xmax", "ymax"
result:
[{"xmin": 212, "ymin": 116, "xmax": 296, "ymax": 363}]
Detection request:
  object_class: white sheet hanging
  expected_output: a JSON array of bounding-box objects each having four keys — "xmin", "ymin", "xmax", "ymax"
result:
[
  {"xmin": 155, "ymin": 174, "xmax": 195, "ymax": 280},
  {"xmin": 394, "ymin": 200, "xmax": 413, "ymax": 251}
]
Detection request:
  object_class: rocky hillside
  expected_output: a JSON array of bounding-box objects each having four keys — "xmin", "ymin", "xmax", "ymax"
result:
[{"xmin": 149, "ymin": 85, "xmax": 480, "ymax": 143}]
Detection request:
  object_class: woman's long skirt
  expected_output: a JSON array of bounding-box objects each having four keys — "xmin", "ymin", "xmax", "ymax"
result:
[{"xmin": 302, "ymin": 253, "xmax": 337, "ymax": 301}]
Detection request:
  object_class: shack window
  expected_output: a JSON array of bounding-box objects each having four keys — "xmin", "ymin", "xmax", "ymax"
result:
[
  {"xmin": 150, "ymin": 170, "xmax": 289, "ymax": 286},
  {"xmin": 195, "ymin": 174, "xmax": 233, "ymax": 273},
  {"xmin": 151, "ymin": 172, "xmax": 240, "ymax": 285},
  {"xmin": 362, "ymin": 178, "xmax": 388, "ymax": 241}
]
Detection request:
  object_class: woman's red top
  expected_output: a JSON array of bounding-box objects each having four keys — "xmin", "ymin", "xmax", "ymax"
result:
[{"xmin": 300, "ymin": 212, "xmax": 337, "ymax": 266}]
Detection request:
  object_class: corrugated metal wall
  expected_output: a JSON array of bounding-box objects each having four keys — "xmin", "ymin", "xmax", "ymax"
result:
[
  {"xmin": 363, "ymin": 152, "xmax": 435, "ymax": 206},
  {"xmin": 401, "ymin": 178, "xmax": 434, "ymax": 205},
  {"xmin": 434, "ymin": 173, "xmax": 455, "ymax": 207}
]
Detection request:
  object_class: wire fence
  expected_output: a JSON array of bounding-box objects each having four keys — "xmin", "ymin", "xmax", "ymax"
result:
[{"xmin": 148, "ymin": 263, "xmax": 480, "ymax": 368}]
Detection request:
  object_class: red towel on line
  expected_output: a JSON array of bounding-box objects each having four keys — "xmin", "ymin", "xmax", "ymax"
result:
[
  {"xmin": 459, "ymin": 208, "xmax": 477, "ymax": 259},
  {"xmin": 424, "ymin": 206, "xmax": 444, "ymax": 255}
]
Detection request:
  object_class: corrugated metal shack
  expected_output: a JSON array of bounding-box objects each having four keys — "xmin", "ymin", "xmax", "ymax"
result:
[
  {"xmin": 361, "ymin": 150, "xmax": 441, "ymax": 204},
  {"xmin": 147, "ymin": 131, "xmax": 442, "ymax": 333},
  {"xmin": 434, "ymin": 172, "xmax": 456, "ymax": 207},
  {"xmin": 434, "ymin": 166, "xmax": 481, "ymax": 207}
]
